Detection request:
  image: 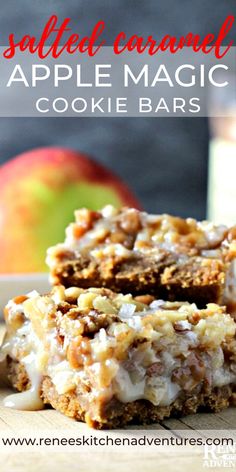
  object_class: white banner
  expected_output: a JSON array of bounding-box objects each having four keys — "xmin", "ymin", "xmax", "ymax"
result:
[{"xmin": 0, "ymin": 47, "xmax": 235, "ymax": 117}]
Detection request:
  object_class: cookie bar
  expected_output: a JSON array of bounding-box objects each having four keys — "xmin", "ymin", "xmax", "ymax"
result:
[
  {"xmin": 46, "ymin": 206, "xmax": 236, "ymax": 310},
  {"xmin": 2, "ymin": 286, "xmax": 236, "ymax": 428}
]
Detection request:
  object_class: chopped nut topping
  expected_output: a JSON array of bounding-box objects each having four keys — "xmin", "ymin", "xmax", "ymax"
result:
[
  {"xmin": 13, "ymin": 295, "xmax": 28, "ymax": 305},
  {"xmin": 146, "ymin": 362, "xmax": 165, "ymax": 376}
]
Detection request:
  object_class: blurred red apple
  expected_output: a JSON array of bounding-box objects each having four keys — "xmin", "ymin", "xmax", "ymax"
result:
[{"xmin": 0, "ymin": 147, "xmax": 140, "ymax": 273}]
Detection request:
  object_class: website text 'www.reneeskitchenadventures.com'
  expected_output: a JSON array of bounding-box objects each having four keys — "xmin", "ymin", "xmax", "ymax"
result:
[
  {"xmin": 0, "ymin": 433, "xmax": 234, "ymax": 449},
  {"xmin": 1, "ymin": 430, "xmax": 236, "ymax": 467}
]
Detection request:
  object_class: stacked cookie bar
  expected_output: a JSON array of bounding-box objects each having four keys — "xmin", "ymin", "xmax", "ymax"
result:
[{"xmin": 2, "ymin": 206, "xmax": 236, "ymax": 428}]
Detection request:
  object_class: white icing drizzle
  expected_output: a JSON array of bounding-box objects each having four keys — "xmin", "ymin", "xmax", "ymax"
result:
[
  {"xmin": 3, "ymin": 351, "xmax": 44, "ymax": 411},
  {"xmin": 4, "ymin": 388, "xmax": 43, "ymax": 411}
]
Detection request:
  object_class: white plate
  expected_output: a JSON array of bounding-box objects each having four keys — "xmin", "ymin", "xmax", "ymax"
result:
[{"xmin": 0, "ymin": 274, "xmax": 50, "ymax": 317}]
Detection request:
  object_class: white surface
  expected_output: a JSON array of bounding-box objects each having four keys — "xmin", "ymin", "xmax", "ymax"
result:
[{"xmin": 0, "ymin": 274, "xmax": 50, "ymax": 317}]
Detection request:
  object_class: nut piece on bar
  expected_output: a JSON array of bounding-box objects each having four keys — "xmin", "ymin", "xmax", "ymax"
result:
[
  {"xmin": 46, "ymin": 206, "xmax": 236, "ymax": 312},
  {"xmin": 2, "ymin": 286, "xmax": 236, "ymax": 428}
]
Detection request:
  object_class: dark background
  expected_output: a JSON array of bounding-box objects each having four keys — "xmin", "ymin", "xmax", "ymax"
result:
[{"xmin": 0, "ymin": 1, "xmax": 235, "ymax": 219}]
